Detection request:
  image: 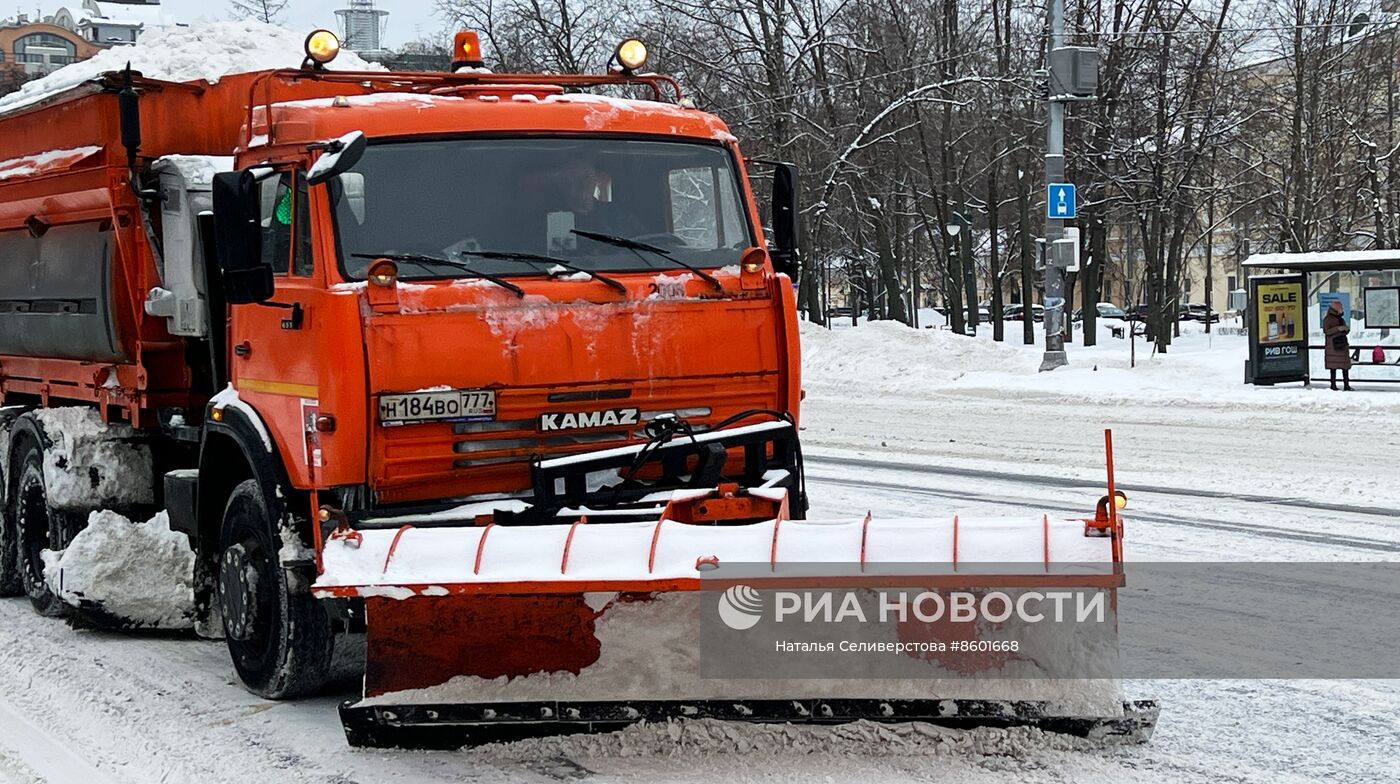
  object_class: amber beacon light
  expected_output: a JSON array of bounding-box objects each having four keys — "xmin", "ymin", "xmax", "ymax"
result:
[{"xmin": 453, "ymin": 31, "xmax": 486, "ymax": 70}]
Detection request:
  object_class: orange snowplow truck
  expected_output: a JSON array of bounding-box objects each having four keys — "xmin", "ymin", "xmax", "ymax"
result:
[{"xmin": 0, "ymin": 32, "xmax": 1155, "ymax": 749}]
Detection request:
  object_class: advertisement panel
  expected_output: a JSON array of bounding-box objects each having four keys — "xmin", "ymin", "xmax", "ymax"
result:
[
  {"xmin": 1317, "ymin": 291, "xmax": 1350, "ymax": 328},
  {"xmin": 1247, "ymin": 274, "xmax": 1309, "ymax": 385},
  {"xmin": 1365, "ymin": 287, "xmax": 1400, "ymax": 328}
]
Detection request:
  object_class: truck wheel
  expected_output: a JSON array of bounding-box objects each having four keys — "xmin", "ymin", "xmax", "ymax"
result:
[
  {"xmin": 218, "ymin": 479, "xmax": 333, "ymax": 699},
  {"xmin": 0, "ymin": 453, "xmax": 21, "ymax": 597},
  {"xmin": 0, "ymin": 491, "xmax": 21, "ymax": 598},
  {"xmin": 13, "ymin": 442, "xmax": 71, "ymax": 617},
  {"xmin": 0, "ymin": 410, "xmax": 18, "ymax": 596},
  {"xmin": 0, "ymin": 508, "xmax": 20, "ymax": 597}
]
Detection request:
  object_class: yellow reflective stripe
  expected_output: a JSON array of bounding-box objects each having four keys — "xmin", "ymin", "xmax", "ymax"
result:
[{"xmin": 238, "ymin": 379, "xmax": 320, "ymax": 398}]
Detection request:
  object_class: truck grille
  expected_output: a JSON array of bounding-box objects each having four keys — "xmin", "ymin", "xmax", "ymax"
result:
[{"xmin": 371, "ymin": 375, "xmax": 778, "ymax": 504}]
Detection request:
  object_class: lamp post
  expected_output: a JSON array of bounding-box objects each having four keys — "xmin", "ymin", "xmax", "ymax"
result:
[{"xmin": 1039, "ymin": 0, "xmax": 1097, "ymax": 369}]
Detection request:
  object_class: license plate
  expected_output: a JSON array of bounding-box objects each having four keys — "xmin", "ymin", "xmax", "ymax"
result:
[{"xmin": 378, "ymin": 389, "xmax": 496, "ymax": 425}]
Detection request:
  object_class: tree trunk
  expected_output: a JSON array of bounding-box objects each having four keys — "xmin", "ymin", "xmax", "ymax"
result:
[
  {"xmin": 989, "ymin": 167, "xmax": 1004, "ymax": 342},
  {"xmin": 1017, "ymin": 154, "xmax": 1034, "ymax": 345}
]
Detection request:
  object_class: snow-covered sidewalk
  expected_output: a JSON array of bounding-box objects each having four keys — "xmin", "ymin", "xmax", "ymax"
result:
[{"xmin": 803, "ymin": 317, "xmax": 1400, "ymax": 411}]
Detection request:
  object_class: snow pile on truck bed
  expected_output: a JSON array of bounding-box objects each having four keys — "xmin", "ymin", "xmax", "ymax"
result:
[
  {"xmin": 0, "ymin": 146, "xmax": 103, "ymax": 182},
  {"xmin": 42, "ymin": 510, "xmax": 196, "ymax": 629},
  {"xmin": 0, "ymin": 20, "xmax": 383, "ymax": 116}
]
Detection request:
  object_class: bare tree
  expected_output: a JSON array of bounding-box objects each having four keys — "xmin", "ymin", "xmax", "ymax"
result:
[
  {"xmin": 229, "ymin": 0, "xmax": 289, "ymax": 25},
  {"xmin": 436, "ymin": 0, "xmax": 631, "ymax": 73},
  {"xmin": 416, "ymin": 0, "xmax": 1400, "ymax": 338}
]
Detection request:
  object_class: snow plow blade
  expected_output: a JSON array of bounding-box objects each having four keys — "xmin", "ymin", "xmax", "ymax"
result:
[
  {"xmin": 339, "ymin": 698, "xmax": 1160, "ymax": 749},
  {"xmin": 314, "ymin": 424, "xmax": 1150, "ymax": 749}
]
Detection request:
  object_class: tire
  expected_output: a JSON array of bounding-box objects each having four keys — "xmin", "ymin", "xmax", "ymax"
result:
[
  {"xmin": 218, "ymin": 479, "xmax": 333, "ymax": 699},
  {"xmin": 0, "ymin": 484, "xmax": 21, "ymax": 598},
  {"xmin": 0, "ymin": 509, "xmax": 20, "ymax": 597},
  {"xmin": 13, "ymin": 440, "xmax": 71, "ymax": 617}
]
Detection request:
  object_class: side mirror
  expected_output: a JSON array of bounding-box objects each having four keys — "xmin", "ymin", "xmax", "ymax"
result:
[
  {"xmin": 307, "ymin": 130, "xmax": 367, "ymax": 186},
  {"xmin": 212, "ymin": 170, "xmax": 273, "ymax": 304},
  {"xmin": 222, "ymin": 266, "xmax": 275, "ymax": 305},
  {"xmin": 770, "ymin": 162, "xmax": 802, "ymax": 277}
]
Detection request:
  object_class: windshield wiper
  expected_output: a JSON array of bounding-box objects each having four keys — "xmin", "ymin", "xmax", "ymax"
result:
[
  {"xmin": 570, "ymin": 229, "xmax": 723, "ymax": 291},
  {"xmin": 350, "ymin": 252, "xmax": 524, "ymax": 297},
  {"xmin": 460, "ymin": 250, "xmax": 626, "ymax": 294}
]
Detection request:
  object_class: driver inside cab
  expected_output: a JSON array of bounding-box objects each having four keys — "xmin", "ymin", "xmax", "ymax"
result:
[{"xmin": 553, "ymin": 157, "xmax": 644, "ymax": 239}]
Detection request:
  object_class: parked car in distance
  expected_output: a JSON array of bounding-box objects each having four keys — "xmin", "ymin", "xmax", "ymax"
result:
[
  {"xmin": 1073, "ymin": 302, "xmax": 1129, "ymax": 322},
  {"xmin": 826, "ymin": 306, "xmax": 854, "ymax": 319},
  {"xmin": 964, "ymin": 306, "xmax": 992, "ymax": 323},
  {"xmin": 1004, "ymin": 303, "xmax": 1045, "ymax": 322},
  {"xmin": 1181, "ymin": 303, "xmax": 1221, "ymax": 323}
]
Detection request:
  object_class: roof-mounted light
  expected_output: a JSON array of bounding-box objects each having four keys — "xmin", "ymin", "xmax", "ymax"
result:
[
  {"xmin": 304, "ymin": 29, "xmax": 341, "ymax": 69},
  {"xmin": 452, "ymin": 31, "xmax": 486, "ymax": 71},
  {"xmin": 613, "ymin": 38, "xmax": 648, "ymax": 74}
]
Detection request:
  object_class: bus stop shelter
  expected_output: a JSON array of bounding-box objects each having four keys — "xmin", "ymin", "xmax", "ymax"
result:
[{"xmin": 1243, "ymin": 250, "xmax": 1400, "ymax": 385}]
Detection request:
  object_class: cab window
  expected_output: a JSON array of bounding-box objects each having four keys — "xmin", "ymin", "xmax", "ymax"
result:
[
  {"xmin": 258, "ymin": 171, "xmax": 313, "ymax": 276},
  {"xmin": 668, "ymin": 165, "xmax": 743, "ymax": 249}
]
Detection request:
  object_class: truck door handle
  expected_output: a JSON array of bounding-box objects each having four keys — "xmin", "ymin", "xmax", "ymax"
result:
[{"xmin": 234, "ymin": 341, "xmax": 252, "ymax": 357}]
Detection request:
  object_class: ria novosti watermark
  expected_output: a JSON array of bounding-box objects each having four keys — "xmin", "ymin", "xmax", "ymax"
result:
[
  {"xmin": 718, "ymin": 584, "xmax": 1106, "ymax": 629},
  {"xmin": 699, "ymin": 562, "xmax": 1400, "ymax": 680}
]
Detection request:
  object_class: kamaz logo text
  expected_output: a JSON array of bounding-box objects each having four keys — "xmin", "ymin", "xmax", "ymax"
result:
[{"xmin": 539, "ymin": 408, "xmax": 640, "ymax": 432}]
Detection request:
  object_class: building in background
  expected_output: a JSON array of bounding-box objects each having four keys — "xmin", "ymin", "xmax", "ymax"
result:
[
  {"xmin": 0, "ymin": 10, "xmax": 102, "ymax": 87},
  {"xmin": 0, "ymin": 1, "xmax": 179, "ymax": 95},
  {"xmin": 336, "ymin": 0, "xmax": 390, "ymax": 60},
  {"xmin": 77, "ymin": 0, "xmax": 178, "ymax": 46}
]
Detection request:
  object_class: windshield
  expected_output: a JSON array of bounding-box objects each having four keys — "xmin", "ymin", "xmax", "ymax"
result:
[
  {"xmin": 330, "ymin": 137, "xmax": 753, "ymax": 280},
  {"xmin": 1099, "ymin": 305, "xmax": 1127, "ymax": 318}
]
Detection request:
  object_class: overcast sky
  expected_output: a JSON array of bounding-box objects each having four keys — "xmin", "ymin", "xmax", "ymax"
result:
[{"xmin": 14, "ymin": 1, "xmax": 444, "ymax": 48}]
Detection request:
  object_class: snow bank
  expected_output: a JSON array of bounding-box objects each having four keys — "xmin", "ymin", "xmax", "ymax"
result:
[
  {"xmin": 0, "ymin": 21, "xmax": 383, "ymax": 116},
  {"xmin": 803, "ymin": 319, "xmax": 1400, "ymax": 413},
  {"xmin": 42, "ymin": 510, "xmax": 196, "ymax": 629},
  {"xmin": 801, "ymin": 320, "xmax": 1038, "ymax": 391}
]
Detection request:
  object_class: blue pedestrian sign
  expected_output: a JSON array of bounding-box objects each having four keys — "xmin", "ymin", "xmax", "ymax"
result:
[{"xmin": 1047, "ymin": 183, "xmax": 1077, "ymax": 219}]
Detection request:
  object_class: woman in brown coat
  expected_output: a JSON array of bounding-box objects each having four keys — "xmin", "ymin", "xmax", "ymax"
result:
[{"xmin": 1323, "ymin": 299, "xmax": 1353, "ymax": 391}]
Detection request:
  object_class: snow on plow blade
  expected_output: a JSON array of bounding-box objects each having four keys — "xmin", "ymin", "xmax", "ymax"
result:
[{"xmin": 314, "ymin": 427, "xmax": 1154, "ymax": 749}]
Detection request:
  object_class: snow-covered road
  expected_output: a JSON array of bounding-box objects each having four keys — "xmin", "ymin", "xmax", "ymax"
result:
[
  {"xmin": 4, "ymin": 585, "xmax": 1392, "ymax": 784},
  {"xmin": 2, "ymin": 322, "xmax": 1396, "ymax": 783},
  {"xmin": 3, "ymin": 445, "xmax": 1394, "ymax": 783}
]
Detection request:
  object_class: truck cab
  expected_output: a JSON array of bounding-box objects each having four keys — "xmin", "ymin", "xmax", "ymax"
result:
[
  {"xmin": 181, "ymin": 37, "xmax": 808, "ymax": 696},
  {"xmin": 209, "ymin": 88, "xmax": 804, "ymax": 510}
]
